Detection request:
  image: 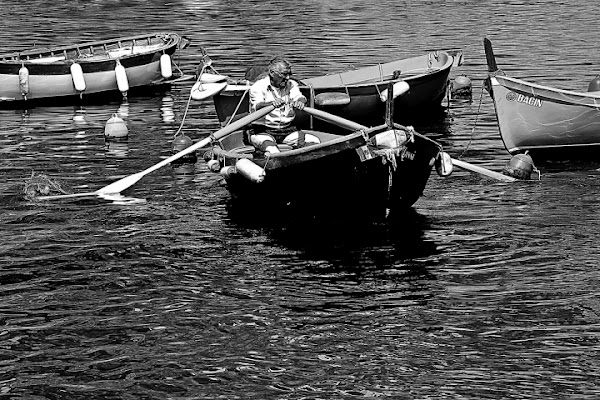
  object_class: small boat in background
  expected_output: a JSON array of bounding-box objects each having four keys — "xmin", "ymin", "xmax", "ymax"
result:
[
  {"xmin": 0, "ymin": 32, "xmax": 189, "ymax": 104},
  {"xmin": 484, "ymin": 37, "xmax": 600, "ymax": 160},
  {"xmin": 202, "ymin": 104, "xmax": 451, "ymax": 219},
  {"xmin": 208, "ymin": 49, "xmax": 464, "ymax": 129}
]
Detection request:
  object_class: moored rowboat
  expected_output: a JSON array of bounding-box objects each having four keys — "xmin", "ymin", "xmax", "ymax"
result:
[
  {"xmin": 208, "ymin": 49, "xmax": 463, "ymax": 128},
  {"xmin": 484, "ymin": 38, "xmax": 600, "ymax": 159},
  {"xmin": 0, "ymin": 32, "xmax": 188, "ymax": 103}
]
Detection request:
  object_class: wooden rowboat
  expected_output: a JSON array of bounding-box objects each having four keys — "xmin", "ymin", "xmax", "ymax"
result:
[
  {"xmin": 202, "ymin": 106, "xmax": 451, "ymax": 219},
  {"xmin": 207, "ymin": 49, "xmax": 463, "ymax": 129},
  {"xmin": 484, "ymin": 38, "xmax": 600, "ymax": 159},
  {"xmin": 0, "ymin": 32, "xmax": 188, "ymax": 104}
]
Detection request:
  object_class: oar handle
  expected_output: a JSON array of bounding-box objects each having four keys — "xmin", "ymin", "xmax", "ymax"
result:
[
  {"xmin": 303, "ymin": 106, "xmax": 404, "ymax": 138},
  {"xmin": 36, "ymin": 192, "xmax": 99, "ymax": 200}
]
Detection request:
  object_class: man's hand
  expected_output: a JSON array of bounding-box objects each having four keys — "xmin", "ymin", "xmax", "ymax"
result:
[
  {"xmin": 272, "ymin": 97, "xmax": 285, "ymax": 108},
  {"xmin": 291, "ymin": 100, "xmax": 305, "ymax": 110}
]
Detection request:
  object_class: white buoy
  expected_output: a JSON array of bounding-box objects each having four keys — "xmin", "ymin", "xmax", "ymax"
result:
[
  {"xmin": 235, "ymin": 158, "xmax": 265, "ymax": 183},
  {"xmin": 70, "ymin": 62, "xmax": 86, "ymax": 93},
  {"xmin": 19, "ymin": 64, "xmax": 29, "ymax": 100},
  {"xmin": 114, "ymin": 60, "xmax": 129, "ymax": 95},
  {"xmin": 207, "ymin": 159, "xmax": 221, "ymax": 172},
  {"xmin": 371, "ymin": 129, "xmax": 408, "ymax": 148},
  {"xmin": 220, "ymin": 166, "xmax": 236, "ymax": 180},
  {"xmin": 379, "ymin": 81, "xmax": 410, "ymax": 102},
  {"xmin": 160, "ymin": 53, "xmax": 172, "ymax": 79},
  {"xmin": 104, "ymin": 113, "xmax": 128, "ymax": 140}
]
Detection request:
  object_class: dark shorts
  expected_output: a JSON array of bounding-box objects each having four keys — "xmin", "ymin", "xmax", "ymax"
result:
[{"xmin": 246, "ymin": 124, "xmax": 303, "ymax": 144}]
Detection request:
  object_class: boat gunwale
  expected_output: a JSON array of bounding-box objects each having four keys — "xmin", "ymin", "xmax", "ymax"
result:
[
  {"xmin": 0, "ymin": 32, "xmax": 181, "ymax": 64},
  {"xmin": 216, "ymin": 122, "xmax": 441, "ymax": 171},
  {"xmin": 301, "ymin": 50, "xmax": 454, "ymax": 87},
  {"xmin": 494, "ymin": 74, "xmax": 600, "ymax": 107}
]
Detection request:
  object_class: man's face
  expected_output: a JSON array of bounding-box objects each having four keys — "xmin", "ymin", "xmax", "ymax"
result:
[{"xmin": 270, "ymin": 67, "xmax": 292, "ymax": 89}]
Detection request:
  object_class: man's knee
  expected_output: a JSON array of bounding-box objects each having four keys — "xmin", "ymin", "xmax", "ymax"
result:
[{"xmin": 250, "ymin": 134, "xmax": 277, "ymax": 152}]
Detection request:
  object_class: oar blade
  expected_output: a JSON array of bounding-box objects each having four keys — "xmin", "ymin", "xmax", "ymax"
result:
[
  {"xmin": 483, "ymin": 38, "xmax": 498, "ymax": 73},
  {"xmin": 96, "ymin": 172, "xmax": 145, "ymax": 196}
]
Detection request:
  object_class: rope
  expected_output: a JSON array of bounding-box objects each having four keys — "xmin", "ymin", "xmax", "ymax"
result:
[
  {"xmin": 172, "ymin": 73, "xmax": 201, "ymax": 139},
  {"xmin": 172, "ymin": 52, "xmax": 223, "ymax": 138},
  {"xmin": 457, "ymin": 82, "xmax": 485, "ymax": 159},
  {"xmin": 225, "ymin": 89, "xmax": 249, "ymax": 127}
]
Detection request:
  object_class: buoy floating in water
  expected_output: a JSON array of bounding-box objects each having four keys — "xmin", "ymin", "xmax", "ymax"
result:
[
  {"xmin": 104, "ymin": 113, "xmax": 128, "ymax": 141},
  {"xmin": 450, "ymin": 75, "xmax": 472, "ymax": 99},
  {"xmin": 171, "ymin": 135, "xmax": 197, "ymax": 163},
  {"xmin": 588, "ymin": 75, "xmax": 600, "ymax": 92},
  {"xmin": 160, "ymin": 53, "xmax": 173, "ymax": 79},
  {"xmin": 19, "ymin": 63, "xmax": 29, "ymax": 100},
  {"xmin": 502, "ymin": 153, "xmax": 534, "ymax": 180}
]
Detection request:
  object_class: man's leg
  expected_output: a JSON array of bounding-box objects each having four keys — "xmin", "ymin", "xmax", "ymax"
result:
[
  {"xmin": 249, "ymin": 133, "xmax": 280, "ymax": 154},
  {"xmin": 283, "ymin": 131, "xmax": 320, "ymax": 148}
]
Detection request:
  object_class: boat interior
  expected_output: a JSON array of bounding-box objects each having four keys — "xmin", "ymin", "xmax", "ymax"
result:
[
  {"xmin": 218, "ymin": 129, "xmax": 352, "ymax": 158},
  {"xmin": 0, "ymin": 35, "xmax": 173, "ymax": 63}
]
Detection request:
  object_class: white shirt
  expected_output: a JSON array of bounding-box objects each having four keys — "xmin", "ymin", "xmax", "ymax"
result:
[{"xmin": 249, "ymin": 76, "xmax": 305, "ymax": 129}]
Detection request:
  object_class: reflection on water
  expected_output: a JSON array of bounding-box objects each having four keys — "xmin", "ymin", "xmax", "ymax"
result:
[
  {"xmin": 2, "ymin": 0, "xmax": 600, "ymax": 398},
  {"xmin": 104, "ymin": 141, "xmax": 130, "ymax": 159},
  {"xmin": 161, "ymin": 96, "xmax": 176, "ymax": 123}
]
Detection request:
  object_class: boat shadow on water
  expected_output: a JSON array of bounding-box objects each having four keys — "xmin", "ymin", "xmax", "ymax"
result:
[{"xmin": 224, "ymin": 198, "xmax": 440, "ymax": 276}]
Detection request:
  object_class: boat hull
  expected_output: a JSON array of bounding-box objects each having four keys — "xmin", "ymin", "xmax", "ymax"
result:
[
  {"xmin": 0, "ymin": 33, "xmax": 183, "ymax": 103},
  {"xmin": 487, "ymin": 73, "xmax": 600, "ymax": 159},
  {"xmin": 212, "ymin": 50, "xmax": 460, "ymax": 128},
  {"xmin": 207, "ymin": 125, "xmax": 442, "ymax": 218}
]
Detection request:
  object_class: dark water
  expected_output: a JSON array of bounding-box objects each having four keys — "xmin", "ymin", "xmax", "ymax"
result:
[{"xmin": 2, "ymin": 1, "xmax": 600, "ymax": 398}]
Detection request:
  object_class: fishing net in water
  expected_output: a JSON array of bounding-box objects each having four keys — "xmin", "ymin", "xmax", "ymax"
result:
[{"xmin": 23, "ymin": 172, "xmax": 69, "ymax": 200}]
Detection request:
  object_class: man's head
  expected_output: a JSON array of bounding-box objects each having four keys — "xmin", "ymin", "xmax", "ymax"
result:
[{"xmin": 268, "ymin": 57, "xmax": 292, "ymax": 88}]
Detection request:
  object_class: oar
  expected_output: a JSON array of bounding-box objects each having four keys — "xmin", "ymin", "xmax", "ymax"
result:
[
  {"xmin": 38, "ymin": 105, "xmax": 275, "ymax": 200},
  {"xmin": 483, "ymin": 37, "xmax": 498, "ymax": 73},
  {"xmin": 452, "ymin": 158, "xmax": 515, "ymax": 182},
  {"xmin": 305, "ymin": 106, "xmax": 515, "ymax": 182},
  {"xmin": 303, "ymin": 106, "xmax": 366, "ymax": 131}
]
